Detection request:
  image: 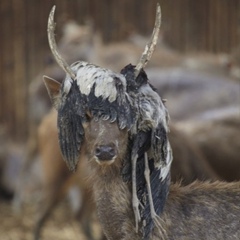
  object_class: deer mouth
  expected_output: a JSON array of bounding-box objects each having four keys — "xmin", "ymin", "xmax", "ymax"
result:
[{"xmin": 95, "ymin": 158, "xmax": 116, "ymax": 166}]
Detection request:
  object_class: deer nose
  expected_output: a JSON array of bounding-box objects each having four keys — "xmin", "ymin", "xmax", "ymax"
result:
[{"xmin": 95, "ymin": 145, "xmax": 116, "ymax": 161}]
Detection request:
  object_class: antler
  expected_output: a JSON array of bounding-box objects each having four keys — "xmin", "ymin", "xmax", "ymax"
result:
[
  {"xmin": 134, "ymin": 3, "xmax": 161, "ymax": 78},
  {"xmin": 48, "ymin": 6, "xmax": 76, "ymax": 80}
]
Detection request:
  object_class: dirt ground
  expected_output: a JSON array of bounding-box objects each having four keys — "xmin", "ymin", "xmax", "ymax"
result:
[{"xmin": 0, "ymin": 199, "xmax": 93, "ymax": 240}]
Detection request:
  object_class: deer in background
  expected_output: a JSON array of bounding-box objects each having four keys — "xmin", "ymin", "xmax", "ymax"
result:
[
  {"xmin": 176, "ymin": 108, "xmax": 240, "ymax": 182},
  {"xmin": 35, "ymin": 108, "xmax": 105, "ymax": 240},
  {"xmin": 147, "ymin": 68, "xmax": 240, "ymax": 122},
  {"xmin": 42, "ymin": 5, "xmax": 240, "ymax": 240}
]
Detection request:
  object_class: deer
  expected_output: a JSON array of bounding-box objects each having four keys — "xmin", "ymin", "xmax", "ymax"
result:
[
  {"xmin": 33, "ymin": 99, "xmax": 219, "ymax": 239},
  {"xmin": 16, "ymin": 18, "xmax": 219, "ymax": 240},
  {"xmin": 43, "ymin": 5, "xmax": 240, "ymax": 240}
]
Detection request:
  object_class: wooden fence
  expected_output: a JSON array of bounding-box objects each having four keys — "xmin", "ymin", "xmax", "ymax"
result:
[{"xmin": 0, "ymin": 0, "xmax": 239, "ymax": 140}]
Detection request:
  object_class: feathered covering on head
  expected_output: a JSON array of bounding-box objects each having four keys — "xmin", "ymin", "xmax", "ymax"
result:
[{"xmin": 56, "ymin": 61, "xmax": 136, "ymax": 171}]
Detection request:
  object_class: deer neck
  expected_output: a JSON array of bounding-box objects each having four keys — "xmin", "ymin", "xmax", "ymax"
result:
[{"xmin": 90, "ymin": 162, "xmax": 142, "ymax": 240}]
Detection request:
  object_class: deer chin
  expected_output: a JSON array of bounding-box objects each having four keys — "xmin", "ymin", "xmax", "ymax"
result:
[{"xmin": 95, "ymin": 157, "xmax": 116, "ymax": 166}]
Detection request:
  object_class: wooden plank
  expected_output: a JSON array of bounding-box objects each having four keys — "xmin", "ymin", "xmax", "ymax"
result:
[
  {"xmin": 0, "ymin": 0, "xmax": 240, "ymax": 140},
  {"xmin": 1, "ymin": 0, "xmax": 14, "ymax": 135},
  {"xmin": 12, "ymin": 0, "xmax": 27, "ymax": 140}
]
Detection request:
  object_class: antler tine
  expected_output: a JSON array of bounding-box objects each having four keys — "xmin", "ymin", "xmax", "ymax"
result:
[
  {"xmin": 134, "ymin": 3, "xmax": 161, "ymax": 78},
  {"xmin": 48, "ymin": 6, "xmax": 76, "ymax": 80}
]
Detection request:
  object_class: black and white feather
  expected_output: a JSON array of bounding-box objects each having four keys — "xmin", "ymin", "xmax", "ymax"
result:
[{"xmin": 121, "ymin": 64, "xmax": 172, "ymax": 239}]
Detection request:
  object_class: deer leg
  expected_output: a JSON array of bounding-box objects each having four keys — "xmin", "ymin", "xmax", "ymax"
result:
[
  {"xmin": 34, "ymin": 191, "xmax": 59, "ymax": 240},
  {"xmin": 34, "ymin": 172, "xmax": 71, "ymax": 240}
]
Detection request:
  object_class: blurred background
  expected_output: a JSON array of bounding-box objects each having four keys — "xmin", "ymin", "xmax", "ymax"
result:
[{"xmin": 0, "ymin": 0, "xmax": 239, "ymax": 239}]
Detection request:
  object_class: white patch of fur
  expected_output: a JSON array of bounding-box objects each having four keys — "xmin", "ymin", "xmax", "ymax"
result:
[{"xmin": 63, "ymin": 61, "xmax": 127, "ymax": 103}]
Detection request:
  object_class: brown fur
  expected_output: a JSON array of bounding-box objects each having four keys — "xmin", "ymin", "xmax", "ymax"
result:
[
  {"xmin": 160, "ymin": 181, "xmax": 240, "ymax": 240},
  {"xmin": 81, "ymin": 119, "xmax": 240, "ymax": 240}
]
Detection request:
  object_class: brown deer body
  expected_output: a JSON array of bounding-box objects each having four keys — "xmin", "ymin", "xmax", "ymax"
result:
[
  {"xmin": 80, "ymin": 114, "xmax": 240, "ymax": 240},
  {"xmin": 33, "ymin": 106, "xmax": 219, "ymax": 239},
  {"xmin": 91, "ymin": 164, "xmax": 240, "ymax": 240},
  {"xmin": 43, "ymin": 5, "xmax": 240, "ymax": 240}
]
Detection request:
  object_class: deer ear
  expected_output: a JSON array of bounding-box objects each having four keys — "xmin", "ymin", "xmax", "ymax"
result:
[{"xmin": 43, "ymin": 75, "xmax": 61, "ymax": 109}]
